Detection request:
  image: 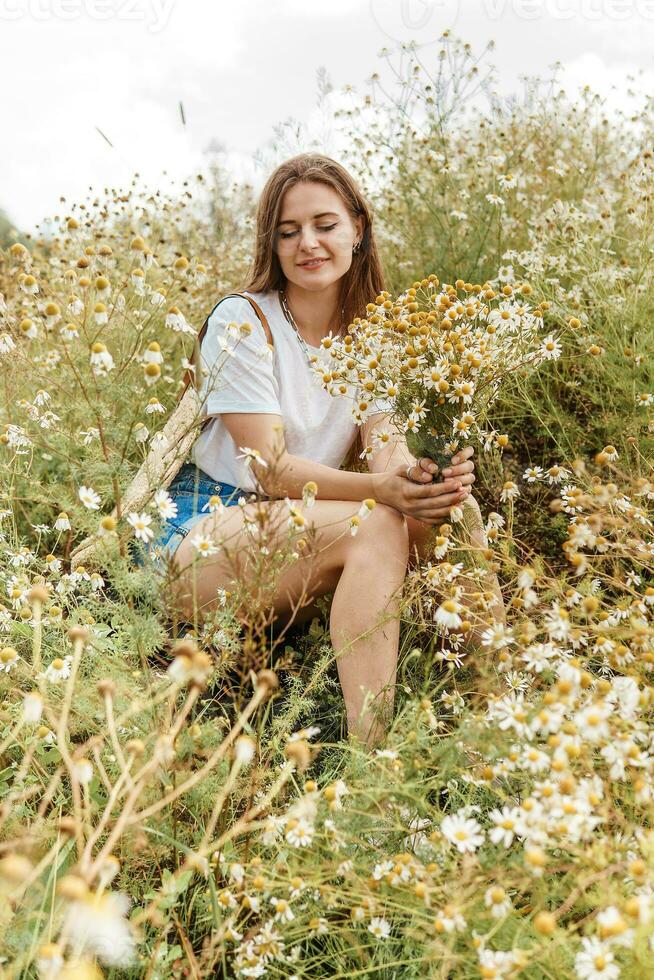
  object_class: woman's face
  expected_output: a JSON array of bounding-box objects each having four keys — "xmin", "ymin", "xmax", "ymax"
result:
[{"xmin": 274, "ymin": 180, "xmax": 363, "ymax": 291}]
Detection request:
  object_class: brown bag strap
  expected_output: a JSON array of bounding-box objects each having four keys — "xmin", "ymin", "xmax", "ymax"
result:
[{"xmin": 178, "ymin": 291, "xmax": 274, "ymax": 403}]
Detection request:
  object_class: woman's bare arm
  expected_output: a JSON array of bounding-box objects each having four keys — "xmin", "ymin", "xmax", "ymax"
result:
[
  {"xmin": 218, "ymin": 411, "xmax": 475, "ymax": 519},
  {"xmin": 218, "ymin": 412, "xmax": 380, "ymax": 501}
]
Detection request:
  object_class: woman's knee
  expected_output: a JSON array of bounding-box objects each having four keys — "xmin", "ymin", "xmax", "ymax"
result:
[{"xmin": 353, "ymin": 503, "xmax": 409, "ymax": 559}]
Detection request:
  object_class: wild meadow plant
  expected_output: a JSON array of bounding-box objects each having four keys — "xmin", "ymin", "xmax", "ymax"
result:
[
  {"xmin": 0, "ymin": 31, "xmax": 653, "ymax": 980},
  {"xmin": 332, "ymin": 33, "xmax": 654, "ymax": 493}
]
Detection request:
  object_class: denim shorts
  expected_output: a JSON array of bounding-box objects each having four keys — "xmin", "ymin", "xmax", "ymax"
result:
[{"xmin": 131, "ymin": 462, "xmax": 268, "ymax": 570}]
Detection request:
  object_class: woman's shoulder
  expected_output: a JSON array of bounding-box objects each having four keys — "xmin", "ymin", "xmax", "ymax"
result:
[
  {"xmin": 208, "ymin": 291, "xmax": 257, "ymax": 320},
  {"xmin": 208, "ymin": 289, "xmax": 277, "ymax": 323},
  {"xmin": 202, "ymin": 291, "xmax": 278, "ymax": 356}
]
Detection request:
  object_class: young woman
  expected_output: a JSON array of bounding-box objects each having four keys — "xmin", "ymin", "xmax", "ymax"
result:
[{"xmin": 152, "ymin": 153, "xmax": 497, "ymax": 747}]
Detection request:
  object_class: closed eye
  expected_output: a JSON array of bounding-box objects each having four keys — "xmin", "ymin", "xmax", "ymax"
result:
[{"xmin": 279, "ymin": 223, "xmax": 338, "ymax": 239}]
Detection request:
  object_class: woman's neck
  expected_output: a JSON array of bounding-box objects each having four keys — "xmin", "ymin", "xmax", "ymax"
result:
[{"xmin": 283, "ymin": 280, "xmax": 343, "ymax": 345}]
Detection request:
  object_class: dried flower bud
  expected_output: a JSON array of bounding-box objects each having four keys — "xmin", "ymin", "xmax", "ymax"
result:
[
  {"xmin": 171, "ymin": 638, "xmax": 199, "ymax": 659},
  {"xmin": 285, "ymin": 739, "xmax": 311, "ymax": 772},
  {"xmin": 0, "ymin": 854, "xmax": 34, "ymax": 883},
  {"xmin": 57, "ymin": 874, "xmax": 89, "ymax": 900},
  {"xmin": 28, "ymin": 584, "xmax": 51, "ymax": 605},
  {"xmin": 257, "ymin": 669, "xmax": 279, "ymax": 692},
  {"xmin": 67, "ymin": 626, "xmax": 90, "ymax": 646},
  {"xmin": 58, "ymin": 816, "xmax": 79, "ymax": 837}
]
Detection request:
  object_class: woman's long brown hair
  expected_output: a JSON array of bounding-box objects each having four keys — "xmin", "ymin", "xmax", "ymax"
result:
[{"xmin": 238, "ymin": 152, "xmax": 388, "ymax": 472}]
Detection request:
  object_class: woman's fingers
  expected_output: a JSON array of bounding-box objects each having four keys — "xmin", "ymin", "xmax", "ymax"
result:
[
  {"xmin": 441, "ymin": 451, "xmax": 475, "ymax": 479},
  {"xmin": 415, "ymin": 457, "xmax": 438, "ymax": 481},
  {"xmin": 438, "ymin": 468, "xmax": 475, "ymax": 486},
  {"xmin": 410, "ymin": 482, "xmax": 470, "ymax": 513},
  {"xmin": 411, "ymin": 476, "xmax": 473, "ymax": 499},
  {"xmin": 412, "ymin": 493, "xmax": 470, "ymax": 520},
  {"xmin": 441, "ymin": 462, "xmax": 475, "ymax": 481}
]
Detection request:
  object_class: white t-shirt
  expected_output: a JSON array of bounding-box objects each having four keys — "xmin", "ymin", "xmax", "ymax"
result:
[{"xmin": 191, "ymin": 289, "xmax": 360, "ymax": 492}]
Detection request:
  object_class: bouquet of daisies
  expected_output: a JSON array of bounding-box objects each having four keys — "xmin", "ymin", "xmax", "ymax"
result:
[
  {"xmin": 313, "ymin": 274, "xmax": 564, "ymax": 551},
  {"xmin": 315, "ymin": 275, "xmax": 563, "ymax": 466}
]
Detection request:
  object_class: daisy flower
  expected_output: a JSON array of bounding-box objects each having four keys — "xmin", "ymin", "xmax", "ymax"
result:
[
  {"xmin": 44, "ymin": 655, "xmax": 73, "ymax": 683},
  {"xmin": 152, "ymin": 489, "xmax": 178, "ymax": 520},
  {"xmin": 35, "ymin": 943, "xmax": 64, "ymax": 977},
  {"xmin": 500, "ymin": 481, "xmax": 520, "ymax": 502},
  {"xmin": 484, "ymin": 885, "xmax": 512, "ymax": 919},
  {"xmin": 78, "ymin": 485, "xmax": 101, "ymax": 510},
  {"xmin": 145, "ymin": 397, "xmax": 165, "ymax": 414},
  {"xmin": 440, "ymin": 812, "xmax": 485, "ymax": 853},
  {"xmin": 201, "ymin": 495, "xmax": 225, "ymax": 515},
  {"xmin": 435, "ymin": 598, "xmax": 463, "ymax": 630},
  {"xmin": 190, "ymin": 534, "xmax": 219, "ymax": 558},
  {"xmin": 236, "ymin": 446, "xmax": 269, "ymax": 469},
  {"xmin": 433, "ymin": 904, "xmax": 467, "ymax": 933},
  {"xmin": 545, "ymin": 464, "xmax": 571, "ymax": 485},
  {"xmin": 133, "ymin": 423, "xmax": 149, "ymax": 444},
  {"xmin": 19, "ymin": 274, "xmax": 39, "ymax": 294},
  {"xmin": 165, "ymin": 307, "xmax": 195, "ymax": 335},
  {"xmin": 488, "ymin": 805, "xmax": 521, "ymax": 848},
  {"xmin": 574, "ymin": 937, "xmax": 619, "ymax": 980},
  {"xmin": 143, "ymin": 342, "xmax": 162, "ymax": 365},
  {"xmin": 73, "ymin": 758, "xmax": 93, "ymax": 784},
  {"xmin": 20, "ymin": 318, "xmax": 38, "ymax": 339},
  {"xmin": 270, "ymin": 897, "xmax": 295, "ymax": 923},
  {"xmin": 309, "ymin": 917, "xmax": 329, "ymax": 936},
  {"xmin": 358, "ymin": 498, "xmax": 376, "ymax": 520},
  {"xmin": 0, "ymin": 646, "xmax": 19, "ymax": 673},
  {"xmin": 68, "ymin": 294, "xmax": 84, "ymax": 316},
  {"xmin": 285, "ymin": 818, "xmax": 314, "ymax": 848},
  {"xmin": 574, "ymin": 701, "xmax": 612, "ymax": 743},
  {"xmin": 368, "ymin": 917, "xmax": 391, "ymax": 939},
  {"xmin": 127, "ymin": 512, "xmax": 154, "ymax": 543},
  {"xmin": 540, "ymin": 335, "xmax": 562, "ymax": 360},
  {"xmin": 89, "ymin": 341, "xmax": 114, "ymax": 374}
]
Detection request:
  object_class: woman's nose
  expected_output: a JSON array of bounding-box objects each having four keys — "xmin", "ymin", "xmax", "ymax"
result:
[{"xmin": 298, "ymin": 227, "xmax": 320, "ymax": 250}]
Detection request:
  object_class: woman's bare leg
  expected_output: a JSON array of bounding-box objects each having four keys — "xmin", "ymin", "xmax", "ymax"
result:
[
  {"xmin": 170, "ymin": 499, "xmax": 410, "ymax": 747},
  {"xmin": 329, "ymin": 505, "xmax": 409, "ymax": 746}
]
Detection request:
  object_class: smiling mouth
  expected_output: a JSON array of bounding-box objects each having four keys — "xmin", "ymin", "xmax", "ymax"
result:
[{"xmin": 298, "ymin": 258, "xmax": 329, "ymax": 267}]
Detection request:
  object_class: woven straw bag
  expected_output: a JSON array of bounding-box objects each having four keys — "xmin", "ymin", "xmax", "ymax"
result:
[{"xmin": 70, "ymin": 293, "xmax": 274, "ymax": 571}]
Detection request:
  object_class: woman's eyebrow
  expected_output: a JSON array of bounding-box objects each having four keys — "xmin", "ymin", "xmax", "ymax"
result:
[{"xmin": 277, "ymin": 211, "xmax": 340, "ymax": 227}]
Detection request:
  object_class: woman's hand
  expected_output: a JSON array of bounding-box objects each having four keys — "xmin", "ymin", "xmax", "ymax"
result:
[{"xmin": 375, "ymin": 446, "xmax": 476, "ymax": 525}]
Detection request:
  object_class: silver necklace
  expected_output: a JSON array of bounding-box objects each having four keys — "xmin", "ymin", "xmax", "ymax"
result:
[{"xmin": 279, "ymin": 288, "xmax": 345, "ymax": 368}]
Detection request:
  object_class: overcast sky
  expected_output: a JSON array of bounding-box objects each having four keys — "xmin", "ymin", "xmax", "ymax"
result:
[{"xmin": 2, "ymin": 0, "xmax": 654, "ymax": 234}]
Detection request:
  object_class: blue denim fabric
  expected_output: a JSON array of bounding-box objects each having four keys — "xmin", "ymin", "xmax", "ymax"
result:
[{"xmin": 131, "ymin": 462, "xmax": 267, "ymax": 570}]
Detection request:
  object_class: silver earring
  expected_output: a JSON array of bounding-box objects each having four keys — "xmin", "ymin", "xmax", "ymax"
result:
[{"xmin": 352, "ymin": 240, "xmax": 361, "ymax": 254}]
